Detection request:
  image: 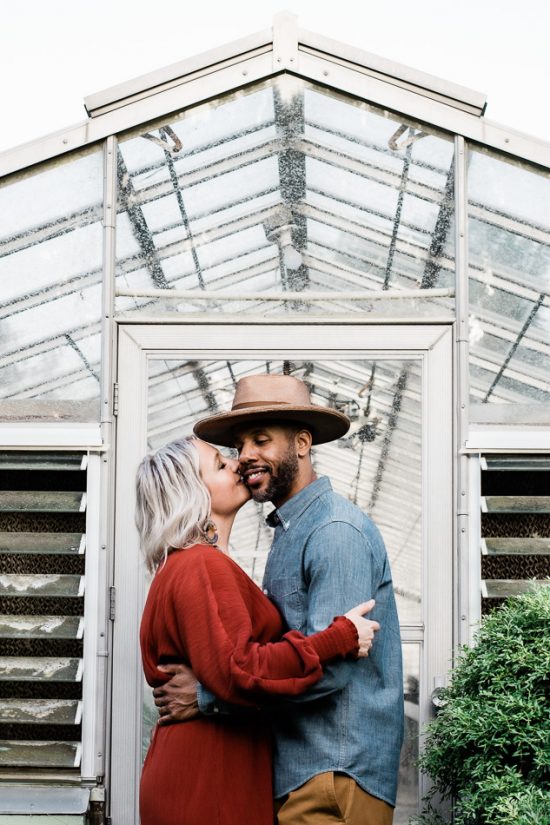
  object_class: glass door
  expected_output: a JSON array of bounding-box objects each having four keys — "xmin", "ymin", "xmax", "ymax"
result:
[{"xmin": 110, "ymin": 323, "xmax": 453, "ymax": 825}]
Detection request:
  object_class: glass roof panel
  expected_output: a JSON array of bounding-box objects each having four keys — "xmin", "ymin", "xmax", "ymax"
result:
[
  {"xmin": 0, "ymin": 147, "xmax": 103, "ymax": 420},
  {"xmin": 4, "ymin": 73, "xmax": 548, "ymax": 421},
  {"xmin": 468, "ymin": 147, "xmax": 550, "ymax": 420},
  {"xmin": 115, "ymin": 76, "xmax": 455, "ymax": 318}
]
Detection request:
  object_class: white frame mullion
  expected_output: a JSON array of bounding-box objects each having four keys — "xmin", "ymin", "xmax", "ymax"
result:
[
  {"xmin": 467, "ymin": 456, "xmax": 482, "ymax": 642},
  {"xmin": 420, "ymin": 325, "xmax": 454, "ymax": 799},
  {"xmin": 81, "ymin": 452, "xmax": 104, "ymax": 780},
  {"xmin": 455, "ymin": 135, "xmax": 471, "ymax": 649},
  {"xmin": 110, "ymin": 327, "xmax": 150, "ymax": 825},
  {"xmin": 93, "ymin": 133, "xmax": 120, "ymax": 804}
]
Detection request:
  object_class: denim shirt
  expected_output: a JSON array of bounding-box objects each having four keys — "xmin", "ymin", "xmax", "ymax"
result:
[
  {"xmin": 263, "ymin": 476, "xmax": 403, "ymax": 805},
  {"xmin": 198, "ymin": 476, "xmax": 404, "ymax": 806}
]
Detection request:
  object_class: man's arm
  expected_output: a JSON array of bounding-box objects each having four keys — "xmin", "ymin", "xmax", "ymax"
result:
[{"xmin": 269, "ymin": 519, "xmax": 377, "ymax": 704}]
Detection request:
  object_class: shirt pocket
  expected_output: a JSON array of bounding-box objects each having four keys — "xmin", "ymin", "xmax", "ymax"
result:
[{"xmin": 267, "ymin": 575, "xmax": 305, "ymax": 631}]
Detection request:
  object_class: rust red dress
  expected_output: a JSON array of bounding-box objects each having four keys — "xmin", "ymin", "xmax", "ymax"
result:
[{"xmin": 139, "ymin": 544, "xmax": 358, "ymax": 825}]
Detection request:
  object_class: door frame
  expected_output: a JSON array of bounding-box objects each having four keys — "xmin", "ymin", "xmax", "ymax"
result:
[{"xmin": 109, "ymin": 322, "xmax": 453, "ymax": 824}]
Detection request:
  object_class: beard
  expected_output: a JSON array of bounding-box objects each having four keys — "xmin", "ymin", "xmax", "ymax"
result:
[{"xmin": 247, "ymin": 444, "xmax": 299, "ymax": 504}]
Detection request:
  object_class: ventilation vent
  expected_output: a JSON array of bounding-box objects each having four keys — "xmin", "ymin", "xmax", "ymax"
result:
[
  {"xmin": 480, "ymin": 455, "xmax": 550, "ymax": 613},
  {"xmin": 0, "ymin": 452, "xmax": 87, "ymax": 774}
]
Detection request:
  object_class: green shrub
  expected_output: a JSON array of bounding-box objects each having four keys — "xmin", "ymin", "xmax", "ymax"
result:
[{"xmin": 415, "ymin": 587, "xmax": 550, "ymax": 825}]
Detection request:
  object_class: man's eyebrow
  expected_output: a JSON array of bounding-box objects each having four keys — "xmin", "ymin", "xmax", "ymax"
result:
[{"xmin": 233, "ymin": 426, "xmax": 271, "ymax": 444}]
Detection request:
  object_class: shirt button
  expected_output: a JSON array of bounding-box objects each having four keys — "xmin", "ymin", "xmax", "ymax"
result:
[{"xmin": 263, "ymin": 588, "xmax": 269, "ymax": 595}]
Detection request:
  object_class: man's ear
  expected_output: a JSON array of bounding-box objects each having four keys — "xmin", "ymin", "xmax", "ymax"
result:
[{"xmin": 295, "ymin": 428, "xmax": 313, "ymax": 457}]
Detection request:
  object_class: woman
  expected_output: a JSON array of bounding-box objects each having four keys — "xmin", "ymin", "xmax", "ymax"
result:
[{"xmin": 137, "ymin": 436, "xmax": 378, "ymax": 825}]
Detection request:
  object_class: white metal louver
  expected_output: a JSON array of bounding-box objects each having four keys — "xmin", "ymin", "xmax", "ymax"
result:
[
  {"xmin": 480, "ymin": 455, "xmax": 550, "ymax": 605},
  {"xmin": 0, "ymin": 452, "xmax": 87, "ymax": 772}
]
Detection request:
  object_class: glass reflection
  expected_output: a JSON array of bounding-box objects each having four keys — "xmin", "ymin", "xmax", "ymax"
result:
[
  {"xmin": 143, "ymin": 358, "xmax": 423, "ymax": 814},
  {"xmin": 0, "ymin": 148, "xmax": 103, "ymax": 420},
  {"xmin": 468, "ymin": 148, "xmax": 550, "ymax": 420},
  {"xmin": 116, "ymin": 77, "xmax": 455, "ymax": 318},
  {"xmin": 395, "ymin": 644, "xmax": 420, "ymax": 824}
]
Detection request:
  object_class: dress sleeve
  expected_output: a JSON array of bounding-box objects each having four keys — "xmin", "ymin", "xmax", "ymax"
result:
[{"xmin": 165, "ymin": 547, "xmax": 358, "ymax": 704}]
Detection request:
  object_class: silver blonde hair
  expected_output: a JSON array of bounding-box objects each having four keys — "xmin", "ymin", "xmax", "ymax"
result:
[{"xmin": 135, "ymin": 437, "xmax": 211, "ymax": 573}]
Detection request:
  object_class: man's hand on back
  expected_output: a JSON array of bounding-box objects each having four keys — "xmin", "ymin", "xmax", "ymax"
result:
[{"xmin": 153, "ymin": 663, "xmax": 200, "ymax": 725}]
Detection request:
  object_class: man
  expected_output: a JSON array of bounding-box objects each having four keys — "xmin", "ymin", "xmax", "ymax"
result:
[{"xmin": 155, "ymin": 374, "xmax": 404, "ymax": 824}]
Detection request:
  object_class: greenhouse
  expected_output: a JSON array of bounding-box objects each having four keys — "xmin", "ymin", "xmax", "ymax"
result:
[{"xmin": 0, "ymin": 12, "xmax": 549, "ymax": 824}]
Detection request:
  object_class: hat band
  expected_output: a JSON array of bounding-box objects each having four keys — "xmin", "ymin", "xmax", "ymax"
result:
[{"xmin": 231, "ymin": 400, "xmax": 305, "ymax": 411}]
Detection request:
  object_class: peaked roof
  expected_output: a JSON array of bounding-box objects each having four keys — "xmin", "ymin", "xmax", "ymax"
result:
[
  {"xmin": 84, "ymin": 12, "xmax": 486, "ymax": 119},
  {"xmin": 0, "ymin": 11, "xmax": 548, "ymax": 178}
]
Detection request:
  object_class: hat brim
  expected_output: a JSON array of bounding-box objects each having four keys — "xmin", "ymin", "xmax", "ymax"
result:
[{"xmin": 193, "ymin": 405, "xmax": 350, "ymax": 448}]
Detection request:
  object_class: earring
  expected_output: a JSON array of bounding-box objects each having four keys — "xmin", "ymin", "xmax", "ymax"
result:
[{"xmin": 201, "ymin": 519, "xmax": 219, "ymax": 546}]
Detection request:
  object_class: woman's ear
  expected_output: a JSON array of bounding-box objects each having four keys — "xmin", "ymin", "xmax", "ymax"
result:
[{"xmin": 295, "ymin": 428, "xmax": 313, "ymax": 457}]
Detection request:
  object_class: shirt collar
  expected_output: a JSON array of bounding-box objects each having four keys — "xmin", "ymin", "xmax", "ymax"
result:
[{"xmin": 265, "ymin": 476, "xmax": 332, "ymax": 531}]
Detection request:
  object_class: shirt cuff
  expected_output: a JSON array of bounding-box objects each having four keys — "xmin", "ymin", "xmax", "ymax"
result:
[
  {"xmin": 307, "ymin": 616, "xmax": 359, "ymax": 663},
  {"xmin": 197, "ymin": 682, "xmax": 221, "ymax": 715}
]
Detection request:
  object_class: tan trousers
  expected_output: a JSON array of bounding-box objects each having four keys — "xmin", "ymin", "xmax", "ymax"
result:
[{"xmin": 275, "ymin": 772, "xmax": 394, "ymax": 825}]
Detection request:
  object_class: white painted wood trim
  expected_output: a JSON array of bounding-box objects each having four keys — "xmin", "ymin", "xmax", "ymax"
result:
[
  {"xmin": 0, "ymin": 423, "xmax": 103, "ymax": 449},
  {"xmin": 465, "ymin": 428, "xmax": 550, "ymax": 451}
]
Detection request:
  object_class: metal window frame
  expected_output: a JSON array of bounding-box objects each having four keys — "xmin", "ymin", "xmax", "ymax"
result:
[{"xmin": 111, "ymin": 321, "xmax": 453, "ymax": 824}]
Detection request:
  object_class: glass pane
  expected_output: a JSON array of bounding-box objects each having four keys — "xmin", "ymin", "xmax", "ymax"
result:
[
  {"xmin": 146, "ymin": 357, "xmax": 422, "ymax": 620},
  {"xmin": 396, "ymin": 644, "xmax": 420, "ymax": 824},
  {"xmin": 468, "ymin": 147, "xmax": 550, "ymax": 422},
  {"xmin": 0, "ymin": 148, "xmax": 104, "ymax": 421},
  {"xmin": 116, "ymin": 77, "xmax": 455, "ymax": 318},
  {"xmin": 142, "ymin": 676, "xmax": 157, "ymax": 762}
]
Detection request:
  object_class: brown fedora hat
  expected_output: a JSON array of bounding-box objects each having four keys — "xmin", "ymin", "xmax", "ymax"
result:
[{"xmin": 193, "ymin": 374, "xmax": 350, "ymax": 447}]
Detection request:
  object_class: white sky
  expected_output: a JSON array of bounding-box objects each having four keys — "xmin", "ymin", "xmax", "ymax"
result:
[{"xmin": 0, "ymin": 0, "xmax": 549, "ymax": 156}]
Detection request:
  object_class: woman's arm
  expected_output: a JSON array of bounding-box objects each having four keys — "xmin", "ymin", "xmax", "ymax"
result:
[
  {"xmin": 153, "ymin": 598, "xmax": 378, "ymax": 723},
  {"xmin": 158, "ymin": 547, "xmax": 359, "ymax": 704}
]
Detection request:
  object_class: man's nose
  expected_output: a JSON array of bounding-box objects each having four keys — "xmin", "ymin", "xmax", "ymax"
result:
[{"xmin": 238, "ymin": 441, "xmax": 255, "ymax": 465}]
